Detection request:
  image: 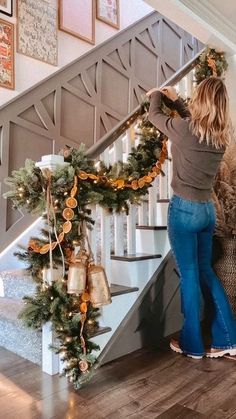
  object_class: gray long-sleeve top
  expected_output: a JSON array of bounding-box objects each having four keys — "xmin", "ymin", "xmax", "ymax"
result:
[{"xmin": 148, "ymin": 91, "xmax": 225, "ymax": 202}]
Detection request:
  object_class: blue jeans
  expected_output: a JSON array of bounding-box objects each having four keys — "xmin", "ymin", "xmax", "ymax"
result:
[{"xmin": 168, "ymin": 194, "xmax": 236, "ymax": 356}]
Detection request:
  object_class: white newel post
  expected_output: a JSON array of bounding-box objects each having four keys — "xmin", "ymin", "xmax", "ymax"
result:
[
  {"xmin": 42, "ymin": 323, "xmax": 60, "ymax": 375},
  {"xmin": 36, "ymin": 154, "xmax": 69, "ymax": 375}
]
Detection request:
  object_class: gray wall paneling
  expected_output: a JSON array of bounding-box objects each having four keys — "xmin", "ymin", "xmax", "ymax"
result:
[{"xmin": 0, "ymin": 11, "xmax": 202, "ymax": 252}]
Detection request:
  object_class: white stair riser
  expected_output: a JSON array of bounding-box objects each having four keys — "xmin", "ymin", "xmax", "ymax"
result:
[
  {"xmin": 92, "ymin": 292, "xmax": 137, "ymax": 355},
  {"xmin": 110, "ymin": 257, "xmax": 163, "ymax": 288},
  {"xmin": 136, "ymin": 229, "xmax": 170, "ymax": 256},
  {"xmin": 156, "ymin": 202, "xmax": 169, "ymax": 226},
  {"xmin": 0, "ymin": 218, "xmax": 43, "ymax": 271}
]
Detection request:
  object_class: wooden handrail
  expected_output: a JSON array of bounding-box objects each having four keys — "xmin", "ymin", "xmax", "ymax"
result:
[{"xmin": 86, "ymin": 48, "xmax": 204, "ymax": 159}]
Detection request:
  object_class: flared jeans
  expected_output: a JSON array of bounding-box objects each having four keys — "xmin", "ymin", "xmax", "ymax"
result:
[{"xmin": 168, "ymin": 194, "xmax": 236, "ymax": 356}]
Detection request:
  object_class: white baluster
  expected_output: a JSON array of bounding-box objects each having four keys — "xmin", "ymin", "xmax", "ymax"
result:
[
  {"xmin": 126, "ymin": 126, "xmax": 135, "ymax": 152},
  {"xmin": 159, "ymin": 161, "xmax": 168, "ymax": 200},
  {"xmin": 101, "ymin": 148, "xmax": 110, "ymax": 166},
  {"xmin": 178, "ymin": 77, "xmax": 187, "ymax": 98},
  {"xmin": 138, "ymin": 198, "xmax": 147, "ymax": 226},
  {"xmin": 127, "ymin": 205, "xmax": 136, "ymax": 254},
  {"xmin": 100, "ymin": 207, "xmax": 111, "ymax": 283},
  {"xmin": 87, "ymin": 204, "xmax": 97, "ymax": 264},
  {"xmin": 187, "ymin": 70, "xmax": 194, "ymax": 98},
  {"xmin": 148, "ymin": 177, "xmax": 158, "ymax": 226},
  {"xmin": 113, "ymin": 136, "xmax": 123, "ymax": 162},
  {"xmin": 114, "ymin": 213, "xmax": 124, "ymax": 255}
]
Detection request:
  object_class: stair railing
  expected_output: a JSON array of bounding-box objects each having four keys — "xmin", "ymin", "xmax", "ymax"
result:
[{"xmin": 85, "ymin": 49, "xmax": 203, "ymax": 278}]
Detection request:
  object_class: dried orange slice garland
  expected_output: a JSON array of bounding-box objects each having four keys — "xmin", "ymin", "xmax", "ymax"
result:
[{"xmin": 29, "ymin": 139, "xmax": 167, "ymax": 254}]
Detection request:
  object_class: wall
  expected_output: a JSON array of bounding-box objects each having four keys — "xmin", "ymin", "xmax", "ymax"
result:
[{"xmin": 0, "ymin": 0, "xmax": 153, "ymax": 107}]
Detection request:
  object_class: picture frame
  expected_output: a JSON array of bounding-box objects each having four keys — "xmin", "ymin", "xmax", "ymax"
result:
[
  {"xmin": 0, "ymin": 0, "xmax": 13, "ymax": 17},
  {"xmin": 0, "ymin": 18, "xmax": 14, "ymax": 89},
  {"xmin": 59, "ymin": 0, "xmax": 95, "ymax": 45},
  {"xmin": 17, "ymin": 0, "xmax": 58, "ymax": 66},
  {"xmin": 96, "ymin": 0, "xmax": 120, "ymax": 29}
]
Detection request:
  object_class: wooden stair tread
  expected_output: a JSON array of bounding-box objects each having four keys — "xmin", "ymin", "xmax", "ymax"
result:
[
  {"xmin": 136, "ymin": 225, "xmax": 167, "ymax": 230},
  {"xmin": 90, "ymin": 326, "xmax": 112, "ymax": 338},
  {"xmin": 111, "ymin": 253, "xmax": 162, "ymax": 261},
  {"xmin": 110, "ymin": 284, "xmax": 139, "ymax": 296}
]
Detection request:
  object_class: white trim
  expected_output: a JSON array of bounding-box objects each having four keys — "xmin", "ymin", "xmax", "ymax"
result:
[{"xmin": 176, "ymin": 0, "xmax": 236, "ymax": 51}]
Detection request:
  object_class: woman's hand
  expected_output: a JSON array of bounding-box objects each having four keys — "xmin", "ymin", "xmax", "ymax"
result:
[
  {"xmin": 146, "ymin": 87, "xmax": 159, "ymax": 97},
  {"xmin": 161, "ymin": 86, "xmax": 178, "ymax": 101}
]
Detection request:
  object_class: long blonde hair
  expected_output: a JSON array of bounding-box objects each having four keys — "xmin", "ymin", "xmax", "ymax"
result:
[{"xmin": 188, "ymin": 77, "xmax": 231, "ymax": 149}]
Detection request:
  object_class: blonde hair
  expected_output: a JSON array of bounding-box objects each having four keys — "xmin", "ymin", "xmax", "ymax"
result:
[{"xmin": 188, "ymin": 77, "xmax": 231, "ymax": 149}]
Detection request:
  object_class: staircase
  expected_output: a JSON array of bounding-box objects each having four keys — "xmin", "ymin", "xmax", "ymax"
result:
[{"xmin": 0, "ymin": 10, "xmax": 203, "ymax": 374}]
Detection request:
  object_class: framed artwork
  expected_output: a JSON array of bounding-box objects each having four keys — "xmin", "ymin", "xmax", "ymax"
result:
[
  {"xmin": 17, "ymin": 0, "xmax": 58, "ymax": 66},
  {"xmin": 0, "ymin": 0, "xmax": 12, "ymax": 17},
  {"xmin": 59, "ymin": 0, "xmax": 95, "ymax": 45},
  {"xmin": 96, "ymin": 0, "xmax": 120, "ymax": 29},
  {"xmin": 0, "ymin": 18, "xmax": 14, "ymax": 89}
]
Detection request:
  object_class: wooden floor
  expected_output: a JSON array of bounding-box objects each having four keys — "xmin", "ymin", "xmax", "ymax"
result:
[{"xmin": 0, "ymin": 345, "xmax": 236, "ymax": 419}]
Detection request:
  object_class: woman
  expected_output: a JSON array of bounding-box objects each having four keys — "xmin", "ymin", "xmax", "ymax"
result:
[{"xmin": 147, "ymin": 77, "xmax": 236, "ymax": 359}]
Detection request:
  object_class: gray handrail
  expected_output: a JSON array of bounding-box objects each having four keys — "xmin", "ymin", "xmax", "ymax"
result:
[{"xmin": 86, "ymin": 48, "xmax": 204, "ymax": 159}]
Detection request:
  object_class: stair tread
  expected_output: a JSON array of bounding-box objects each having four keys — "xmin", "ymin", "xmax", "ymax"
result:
[
  {"xmin": 110, "ymin": 283, "xmax": 138, "ymax": 296},
  {"xmin": 136, "ymin": 225, "xmax": 167, "ymax": 230},
  {"xmin": 111, "ymin": 253, "xmax": 162, "ymax": 261},
  {"xmin": 90, "ymin": 326, "xmax": 112, "ymax": 338}
]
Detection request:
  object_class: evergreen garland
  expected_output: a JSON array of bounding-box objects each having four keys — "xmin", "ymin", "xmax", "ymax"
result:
[
  {"xmin": 4, "ymin": 47, "xmax": 228, "ymax": 389},
  {"xmin": 4, "ymin": 111, "xmax": 166, "ymax": 389},
  {"xmin": 195, "ymin": 47, "xmax": 228, "ymax": 84}
]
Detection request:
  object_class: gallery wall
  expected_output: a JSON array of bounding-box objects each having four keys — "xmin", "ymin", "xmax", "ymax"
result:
[{"xmin": 0, "ymin": 0, "xmax": 153, "ymax": 107}]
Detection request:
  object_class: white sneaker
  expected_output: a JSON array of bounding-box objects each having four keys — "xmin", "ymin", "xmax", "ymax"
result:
[
  {"xmin": 170, "ymin": 339, "xmax": 203, "ymax": 360},
  {"xmin": 206, "ymin": 347, "xmax": 236, "ymax": 358}
]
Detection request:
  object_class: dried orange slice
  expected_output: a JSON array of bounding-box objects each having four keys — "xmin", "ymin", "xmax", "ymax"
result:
[
  {"xmin": 117, "ymin": 179, "xmax": 125, "ymax": 189},
  {"xmin": 51, "ymin": 242, "xmax": 58, "ymax": 250},
  {"xmin": 29, "ymin": 240, "xmax": 41, "ymax": 253},
  {"xmin": 138, "ymin": 179, "xmax": 145, "ymax": 188},
  {"xmin": 63, "ymin": 220, "xmax": 72, "ymax": 234},
  {"xmin": 131, "ymin": 180, "xmax": 138, "ymax": 190},
  {"xmin": 143, "ymin": 175, "xmax": 153, "ymax": 183},
  {"xmin": 80, "ymin": 302, "xmax": 87, "ymax": 313},
  {"xmin": 81, "ymin": 292, "xmax": 90, "ymax": 302},
  {"xmin": 62, "ymin": 208, "xmax": 74, "ymax": 220},
  {"xmin": 40, "ymin": 244, "xmax": 50, "ymax": 254},
  {"xmin": 66, "ymin": 197, "xmax": 77, "ymax": 208},
  {"xmin": 152, "ymin": 166, "xmax": 160, "ymax": 175},
  {"xmin": 78, "ymin": 171, "xmax": 88, "ymax": 180}
]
